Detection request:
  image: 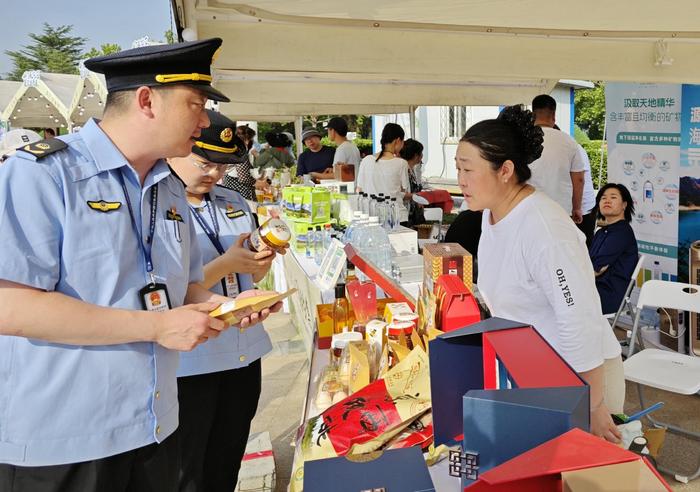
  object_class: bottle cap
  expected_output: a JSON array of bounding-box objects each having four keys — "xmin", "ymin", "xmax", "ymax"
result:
[
  {"xmin": 335, "ymin": 283, "xmax": 346, "ymax": 298},
  {"xmin": 316, "ymin": 225, "xmax": 322, "ymax": 230}
]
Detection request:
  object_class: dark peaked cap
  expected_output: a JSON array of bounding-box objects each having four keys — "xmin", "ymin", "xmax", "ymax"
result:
[{"xmin": 84, "ymin": 38, "xmax": 230, "ymax": 102}]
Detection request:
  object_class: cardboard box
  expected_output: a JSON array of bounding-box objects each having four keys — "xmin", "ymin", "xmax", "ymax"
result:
[
  {"xmin": 463, "ymin": 386, "xmax": 589, "ymax": 484},
  {"xmin": 434, "ymin": 274, "xmax": 481, "ymax": 332},
  {"xmin": 388, "ymin": 225, "xmax": 419, "ymax": 255},
  {"xmin": 429, "ymin": 318, "xmax": 586, "ymax": 447},
  {"xmin": 428, "ymin": 317, "xmax": 589, "ymax": 486},
  {"xmin": 467, "ymin": 428, "xmax": 671, "ymax": 491},
  {"xmin": 562, "ymin": 459, "xmax": 670, "ymax": 491},
  {"xmin": 303, "ymin": 447, "xmax": 434, "ymax": 492},
  {"xmin": 422, "ymin": 243, "xmax": 472, "ymax": 293}
]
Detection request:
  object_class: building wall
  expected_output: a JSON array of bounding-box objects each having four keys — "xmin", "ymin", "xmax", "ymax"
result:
[{"xmin": 373, "ymin": 86, "xmax": 576, "ymax": 181}]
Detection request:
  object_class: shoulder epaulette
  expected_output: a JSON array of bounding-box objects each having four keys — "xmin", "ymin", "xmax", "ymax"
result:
[{"xmin": 21, "ymin": 139, "xmax": 68, "ymax": 159}]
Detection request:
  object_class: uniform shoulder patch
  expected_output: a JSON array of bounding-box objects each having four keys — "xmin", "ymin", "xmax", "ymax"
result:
[{"xmin": 21, "ymin": 139, "xmax": 68, "ymax": 159}]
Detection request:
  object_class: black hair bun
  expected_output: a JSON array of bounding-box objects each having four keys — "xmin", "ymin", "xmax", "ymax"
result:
[{"xmin": 498, "ymin": 105, "xmax": 544, "ymax": 165}]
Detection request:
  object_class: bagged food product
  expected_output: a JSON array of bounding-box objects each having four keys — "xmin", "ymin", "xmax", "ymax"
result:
[
  {"xmin": 383, "ymin": 411, "xmax": 434, "ymax": 451},
  {"xmin": 290, "ymin": 347, "xmax": 431, "ymax": 492}
]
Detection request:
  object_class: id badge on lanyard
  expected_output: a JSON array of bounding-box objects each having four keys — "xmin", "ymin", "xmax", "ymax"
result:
[
  {"xmin": 224, "ymin": 272, "xmax": 240, "ymax": 297},
  {"xmin": 191, "ymin": 196, "xmax": 241, "ymax": 298},
  {"xmin": 119, "ymin": 173, "xmax": 173, "ymax": 312}
]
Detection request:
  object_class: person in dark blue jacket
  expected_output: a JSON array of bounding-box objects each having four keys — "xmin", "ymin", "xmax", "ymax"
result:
[{"xmin": 589, "ymin": 183, "xmax": 639, "ymax": 314}]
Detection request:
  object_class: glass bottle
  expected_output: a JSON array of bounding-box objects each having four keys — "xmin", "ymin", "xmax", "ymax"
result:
[{"xmin": 332, "ymin": 283, "xmax": 350, "ymax": 335}]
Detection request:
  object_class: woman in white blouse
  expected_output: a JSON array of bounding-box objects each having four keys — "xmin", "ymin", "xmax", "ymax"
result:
[{"xmin": 356, "ymin": 123, "xmax": 410, "ymax": 204}]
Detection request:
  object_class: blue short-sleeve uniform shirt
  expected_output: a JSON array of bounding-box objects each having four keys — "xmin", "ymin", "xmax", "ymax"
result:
[
  {"xmin": 0, "ymin": 119, "xmax": 203, "ymax": 466},
  {"xmin": 177, "ymin": 186, "xmax": 272, "ymax": 377}
]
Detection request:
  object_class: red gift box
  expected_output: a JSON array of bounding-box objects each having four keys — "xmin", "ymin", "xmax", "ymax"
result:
[{"xmin": 435, "ymin": 274, "xmax": 481, "ymax": 332}]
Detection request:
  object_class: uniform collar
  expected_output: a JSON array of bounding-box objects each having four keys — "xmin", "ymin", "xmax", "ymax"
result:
[
  {"xmin": 80, "ymin": 118, "xmax": 171, "ymax": 186},
  {"xmin": 80, "ymin": 118, "xmax": 131, "ymax": 174}
]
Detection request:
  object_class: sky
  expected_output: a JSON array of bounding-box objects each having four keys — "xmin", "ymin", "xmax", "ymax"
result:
[{"xmin": 1, "ymin": 0, "xmax": 175, "ymax": 77}]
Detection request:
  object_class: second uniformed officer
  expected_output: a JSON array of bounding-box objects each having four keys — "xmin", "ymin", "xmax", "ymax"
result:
[
  {"xmin": 0, "ymin": 39, "xmax": 278, "ymax": 492},
  {"xmin": 169, "ymin": 110, "xmax": 285, "ymax": 492}
]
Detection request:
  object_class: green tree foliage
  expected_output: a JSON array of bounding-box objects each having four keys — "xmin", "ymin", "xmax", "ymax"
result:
[
  {"xmin": 6, "ymin": 23, "xmax": 87, "ymax": 80},
  {"xmin": 581, "ymin": 140, "xmax": 608, "ymax": 189},
  {"xmin": 164, "ymin": 29, "xmax": 175, "ymax": 44},
  {"xmin": 83, "ymin": 43, "xmax": 122, "ymax": 60},
  {"xmin": 574, "ymin": 82, "xmax": 606, "ymax": 140}
]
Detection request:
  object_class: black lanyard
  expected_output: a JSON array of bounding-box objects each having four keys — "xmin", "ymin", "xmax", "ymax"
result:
[
  {"xmin": 118, "ymin": 171, "xmax": 158, "ymax": 281},
  {"xmin": 190, "ymin": 194, "xmax": 234, "ymax": 296},
  {"xmin": 189, "ymin": 195, "xmax": 225, "ymax": 255}
]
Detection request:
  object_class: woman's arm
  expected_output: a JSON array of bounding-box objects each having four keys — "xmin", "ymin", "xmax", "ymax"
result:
[{"xmin": 529, "ymin": 239, "xmax": 620, "ymax": 442}]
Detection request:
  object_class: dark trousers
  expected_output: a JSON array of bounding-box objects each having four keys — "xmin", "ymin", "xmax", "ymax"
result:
[
  {"xmin": 577, "ymin": 210, "xmax": 597, "ymax": 248},
  {"xmin": 0, "ymin": 433, "xmax": 179, "ymax": 492},
  {"xmin": 177, "ymin": 359, "xmax": 262, "ymax": 492}
]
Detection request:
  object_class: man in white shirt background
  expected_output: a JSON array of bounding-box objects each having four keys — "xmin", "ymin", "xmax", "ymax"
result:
[
  {"xmin": 528, "ymin": 95, "xmax": 586, "ymax": 224},
  {"xmin": 327, "ymin": 116, "xmax": 361, "ymax": 170}
]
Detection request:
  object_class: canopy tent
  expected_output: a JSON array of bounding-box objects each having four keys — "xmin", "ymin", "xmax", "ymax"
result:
[
  {"xmin": 0, "ymin": 81, "xmax": 22, "ymax": 124},
  {"xmin": 171, "ymin": 0, "xmax": 700, "ymax": 121},
  {"xmin": 1, "ymin": 71, "xmax": 76, "ymax": 129},
  {"xmin": 69, "ymin": 62, "xmax": 107, "ymax": 126}
]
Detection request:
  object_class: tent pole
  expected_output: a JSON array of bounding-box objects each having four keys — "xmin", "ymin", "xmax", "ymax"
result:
[
  {"xmin": 294, "ymin": 116, "xmax": 303, "ymax": 159},
  {"xmin": 409, "ymin": 105, "xmax": 416, "ymax": 139}
]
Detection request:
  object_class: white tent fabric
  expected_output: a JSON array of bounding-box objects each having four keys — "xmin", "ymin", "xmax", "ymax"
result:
[
  {"xmin": 70, "ymin": 62, "xmax": 108, "ymax": 125},
  {"xmin": 173, "ymin": 0, "xmax": 700, "ymax": 118},
  {"xmin": 2, "ymin": 71, "xmax": 76, "ymax": 129},
  {"xmin": 0, "ymin": 81, "xmax": 22, "ymax": 123}
]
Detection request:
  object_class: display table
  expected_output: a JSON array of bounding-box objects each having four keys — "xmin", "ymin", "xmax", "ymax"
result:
[{"xmin": 294, "ymin": 344, "xmax": 459, "ymax": 490}]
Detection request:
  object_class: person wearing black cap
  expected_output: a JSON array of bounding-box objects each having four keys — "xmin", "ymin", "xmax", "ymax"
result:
[
  {"xmin": 168, "ymin": 110, "xmax": 285, "ymax": 492},
  {"xmin": 0, "ymin": 39, "xmax": 276, "ymax": 492},
  {"xmin": 296, "ymin": 127, "xmax": 335, "ymax": 177},
  {"xmin": 327, "ymin": 116, "xmax": 361, "ymax": 171}
]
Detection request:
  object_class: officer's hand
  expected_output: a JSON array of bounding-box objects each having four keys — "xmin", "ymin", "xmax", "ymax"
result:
[
  {"xmin": 223, "ymin": 234, "xmax": 275, "ymax": 274},
  {"xmin": 235, "ymin": 289, "xmax": 283, "ymax": 329},
  {"xmin": 155, "ymin": 302, "xmax": 226, "ymax": 351}
]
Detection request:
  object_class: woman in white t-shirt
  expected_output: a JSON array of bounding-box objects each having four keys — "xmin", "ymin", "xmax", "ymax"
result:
[
  {"xmin": 456, "ymin": 105, "xmax": 623, "ymax": 443},
  {"xmin": 356, "ymin": 123, "xmax": 410, "ymax": 205}
]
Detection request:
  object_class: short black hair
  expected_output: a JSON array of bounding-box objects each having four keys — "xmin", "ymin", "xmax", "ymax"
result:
[
  {"xmin": 595, "ymin": 183, "xmax": 635, "ymax": 222},
  {"xmin": 400, "ymin": 138, "xmax": 423, "ymax": 161},
  {"xmin": 532, "ymin": 94, "xmax": 556, "ymax": 112},
  {"xmin": 327, "ymin": 117, "xmax": 348, "ymax": 136}
]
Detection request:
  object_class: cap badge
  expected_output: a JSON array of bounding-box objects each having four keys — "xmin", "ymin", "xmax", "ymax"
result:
[{"xmin": 220, "ymin": 128, "xmax": 233, "ymax": 143}]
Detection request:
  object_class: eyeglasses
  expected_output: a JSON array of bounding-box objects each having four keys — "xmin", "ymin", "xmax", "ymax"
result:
[{"xmin": 191, "ymin": 159, "xmax": 235, "ymax": 175}]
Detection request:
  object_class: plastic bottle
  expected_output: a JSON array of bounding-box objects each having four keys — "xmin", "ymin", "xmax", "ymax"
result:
[
  {"xmin": 377, "ymin": 198, "xmax": 387, "ymax": 229},
  {"xmin": 314, "ymin": 225, "xmax": 324, "ymax": 265},
  {"xmin": 324, "ymin": 223, "xmax": 333, "ymax": 250},
  {"xmin": 305, "ymin": 226, "xmax": 314, "ymax": 258},
  {"xmin": 369, "ymin": 195, "xmax": 378, "ymax": 217},
  {"xmin": 390, "ymin": 197, "xmax": 399, "ymax": 230},
  {"xmin": 362, "ymin": 217, "xmax": 392, "ymax": 273}
]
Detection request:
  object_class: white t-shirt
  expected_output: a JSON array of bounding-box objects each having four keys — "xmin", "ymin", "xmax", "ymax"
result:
[
  {"xmin": 577, "ymin": 144, "xmax": 596, "ymax": 214},
  {"xmin": 356, "ymin": 155, "xmax": 410, "ymax": 201},
  {"xmin": 333, "ymin": 140, "xmax": 361, "ymax": 167},
  {"xmin": 477, "ymin": 191, "xmax": 621, "ymax": 373},
  {"xmin": 528, "ymin": 127, "xmax": 586, "ymax": 214}
]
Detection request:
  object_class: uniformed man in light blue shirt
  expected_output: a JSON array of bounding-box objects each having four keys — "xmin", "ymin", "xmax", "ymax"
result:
[
  {"xmin": 168, "ymin": 110, "xmax": 284, "ymax": 492},
  {"xmin": 0, "ymin": 39, "xmax": 278, "ymax": 492}
]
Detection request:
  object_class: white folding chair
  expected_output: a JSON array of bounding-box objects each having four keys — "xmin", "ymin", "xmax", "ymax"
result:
[
  {"xmin": 605, "ymin": 255, "xmax": 646, "ymax": 355},
  {"xmin": 624, "ymin": 279, "xmax": 700, "ymax": 483}
]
